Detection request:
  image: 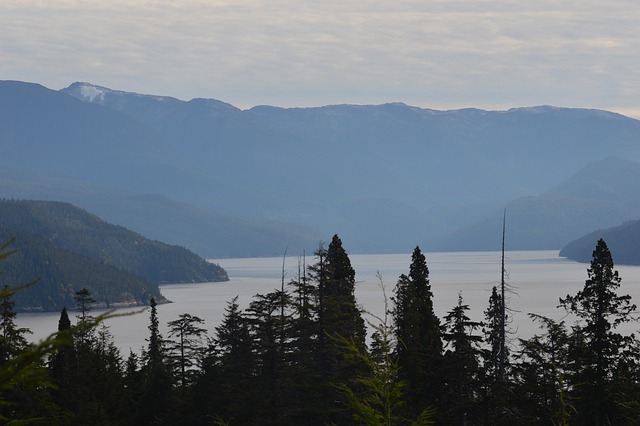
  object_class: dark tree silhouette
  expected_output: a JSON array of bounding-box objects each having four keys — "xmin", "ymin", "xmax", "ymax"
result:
[{"xmin": 559, "ymin": 238, "xmax": 638, "ymax": 425}]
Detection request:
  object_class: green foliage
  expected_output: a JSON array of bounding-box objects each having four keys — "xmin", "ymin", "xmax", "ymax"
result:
[
  {"xmin": 4, "ymin": 235, "xmax": 640, "ymax": 425},
  {"xmin": 333, "ymin": 277, "xmax": 415, "ymax": 426},
  {"xmin": 312, "ymin": 235, "xmax": 368, "ymax": 423},
  {"xmin": 166, "ymin": 313, "xmax": 206, "ymax": 387},
  {"xmin": 559, "ymin": 238, "xmax": 639, "ymax": 425},
  {"xmin": 1, "ymin": 307, "xmax": 133, "ymax": 424},
  {"xmin": 198, "ymin": 297, "xmax": 256, "ymax": 424},
  {"xmin": 440, "ymin": 292, "xmax": 483, "ymax": 424},
  {"xmin": 392, "ymin": 247, "xmax": 443, "ymax": 418},
  {"xmin": 0, "ymin": 227, "xmax": 165, "ymax": 311},
  {"xmin": 512, "ymin": 314, "xmax": 575, "ymax": 425}
]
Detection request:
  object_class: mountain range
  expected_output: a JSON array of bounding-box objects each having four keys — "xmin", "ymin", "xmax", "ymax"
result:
[{"xmin": 2, "ymin": 80, "xmax": 640, "ymax": 256}]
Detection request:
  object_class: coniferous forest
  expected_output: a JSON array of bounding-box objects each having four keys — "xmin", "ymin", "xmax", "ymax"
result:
[{"xmin": 2, "ymin": 235, "xmax": 640, "ymax": 425}]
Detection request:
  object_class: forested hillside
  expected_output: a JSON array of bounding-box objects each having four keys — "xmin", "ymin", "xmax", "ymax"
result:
[
  {"xmin": 560, "ymin": 218, "xmax": 640, "ymax": 265},
  {"xmin": 0, "ymin": 230, "xmax": 165, "ymax": 311},
  {"xmin": 0, "ymin": 199, "xmax": 228, "ymax": 311}
]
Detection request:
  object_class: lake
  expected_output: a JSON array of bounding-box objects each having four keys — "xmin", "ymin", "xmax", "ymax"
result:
[{"xmin": 16, "ymin": 250, "xmax": 640, "ymax": 355}]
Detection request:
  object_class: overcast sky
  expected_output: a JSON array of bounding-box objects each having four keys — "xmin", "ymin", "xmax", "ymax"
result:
[{"xmin": 2, "ymin": 1, "xmax": 639, "ymax": 117}]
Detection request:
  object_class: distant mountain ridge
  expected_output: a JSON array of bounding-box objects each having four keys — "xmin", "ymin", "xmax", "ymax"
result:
[
  {"xmin": 435, "ymin": 157, "xmax": 640, "ymax": 251},
  {"xmin": 0, "ymin": 199, "xmax": 228, "ymax": 311},
  {"xmin": 2, "ymin": 79, "xmax": 640, "ymax": 254}
]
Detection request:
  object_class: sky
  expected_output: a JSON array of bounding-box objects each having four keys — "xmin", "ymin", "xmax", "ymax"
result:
[{"xmin": 2, "ymin": 1, "xmax": 640, "ymax": 117}]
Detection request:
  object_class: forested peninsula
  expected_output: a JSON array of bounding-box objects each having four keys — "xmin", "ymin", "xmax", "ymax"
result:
[
  {"xmin": 561, "ymin": 218, "xmax": 640, "ymax": 265},
  {"xmin": 0, "ymin": 199, "xmax": 228, "ymax": 311},
  {"xmin": 2, "ymin": 235, "xmax": 639, "ymax": 425}
]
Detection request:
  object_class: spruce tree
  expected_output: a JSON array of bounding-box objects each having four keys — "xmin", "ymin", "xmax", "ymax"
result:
[
  {"xmin": 440, "ymin": 292, "xmax": 483, "ymax": 424},
  {"xmin": 139, "ymin": 298, "xmax": 174, "ymax": 425},
  {"xmin": 481, "ymin": 285, "xmax": 512, "ymax": 424},
  {"xmin": 0, "ymin": 284, "xmax": 53, "ymax": 423},
  {"xmin": 392, "ymin": 246, "xmax": 443, "ymax": 419},
  {"xmin": 559, "ymin": 238, "xmax": 638, "ymax": 425},
  {"xmin": 73, "ymin": 287, "xmax": 96, "ymax": 346},
  {"xmin": 0, "ymin": 285, "xmax": 30, "ymax": 365},
  {"xmin": 245, "ymin": 290, "xmax": 293, "ymax": 424},
  {"xmin": 286, "ymin": 258, "xmax": 324, "ymax": 424},
  {"xmin": 166, "ymin": 313, "xmax": 206, "ymax": 388},
  {"xmin": 198, "ymin": 296, "xmax": 256, "ymax": 424},
  {"xmin": 312, "ymin": 235, "xmax": 367, "ymax": 424},
  {"xmin": 511, "ymin": 315, "xmax": 573, "ymax": 425}
]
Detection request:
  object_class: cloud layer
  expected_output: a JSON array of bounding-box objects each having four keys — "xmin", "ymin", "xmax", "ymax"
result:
[{"xmin": 2, "ymin": 0, "xmax": 639, "ymax": 115}]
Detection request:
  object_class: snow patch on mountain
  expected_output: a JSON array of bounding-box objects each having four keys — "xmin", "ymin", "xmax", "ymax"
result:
[{"xmin": 79, "ymin": 84, "xmax": 105, "ymax": 102}]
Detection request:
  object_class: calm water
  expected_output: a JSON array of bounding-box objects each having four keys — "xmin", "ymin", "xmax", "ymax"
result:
[{"xmin": 16, "ymin": 250, "xmax": 640, "ymax": 355}]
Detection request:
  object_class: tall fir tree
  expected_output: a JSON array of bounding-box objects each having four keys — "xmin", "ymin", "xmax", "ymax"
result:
[
  {"xmin": 166, "ymin": 313, "xmax": 206, "ymax": 388},
  {"xmin": 511, "ymin": 315, "xmax": 573, "ymax": 425},
  {"xmin": 559, "ymin": 238, "xmax": 638, "ymax": 425},
  {"xmin": 139, "ymin": 298, "xmax": 174, "ymax": 425},
  {"xmin": 481, "ymin": 285, "xmax": 513, "ymax": 424},
  {"xmin": 48, "ymin": 288, "xmax": 128, "ymax": 424},
  {"xmin": 0, "ymin": 285, "xmax": 30, "ymax": 365},
  {"xmin": 440, "ymin": 292, "xmax": 483, "ymax": 424},
  {"xmin": 245, "ymin": 290, "xmax": 294, "ymax": 424},
  {"xmin": 0, "ymin": 284, "xmax": 54, "ymax": 423},
  {"xmin": 285, "ymin": 257, "xmax": 324, "ymax": 424},
  {"xmin": 312, "ymin": 235, "xmax": 368, "ymax": 424},
  {"xmin": 196, "ymin": 296, "xmax": 256, "ymax": 424},
  {"xmin": 392, "ymin": 246, "xmax": 443, "ymax": 419}
]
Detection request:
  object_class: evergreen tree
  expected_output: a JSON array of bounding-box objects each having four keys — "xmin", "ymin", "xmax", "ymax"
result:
[
  {"xmin": 481, "ymin": 285, "xmax": 512, "ymax": 424},
  {"xmin": 285, "ymin": 257, "xmax": 324, "ymax": 424},
  {"xmin": 0, "ymin": 285, "xmax": 30, "ymax": 365},
  {"xmin": 511, "ymin": 315, "xmax": 573, "ymax": 425},
  {"xmin": 74, "ymin": 288, "xmax": 95, "ymax": 322},
  {"xmin": 139, "ymin": 298, "xmax": 174, "ymax": 425},
  {"xmin": 122, "ymin": 351, "xmax": 144, "ymax": 426},
  {"xmin": 48, "ymin": 307, "xmax": 75, "ymax": 423},
  {"xmin": 0, "ymin": 283, "xmax": 54, "ymax": 424},
  {"xmin": 52, "ymin": 288, "xmax": 128, "ymax": 425},
  {"xmin": 0, "ymin": 239, "xmax": 31, "ymax": 367},
  {"xmin": 146, "ymin": 298, "xmax": 163, "ymax": 368},
  {"xmin": 73, "ymin": 288, "xmax": 96, "ymax": 346},
  {"xmin": 312, "ymin": 235, "xmax": 368, "ymax": 424},
  {"xmin": 559, "ymin": 238, "xmax": 638, "ymax": 425},
  {"xmin": 335, "ymin": 277, "xmax": 436, "ymax": 426},
  {"xmin": 392, "ymin": 246, "xmax": 443, "ymax": 419},
  {"xmin": 195, "ymin": 296, "xmax": 256, "ymax": 424},
  {"xmin": 440, "ymin": 292, "xmax": 483, "ymax": 424},
  {"xmin": 166, "ymin": 313, "xmax": 206, "ymax": 388},
  {"xmin": 58, "ymin": 307, "xmax": 71, "ymax": 331},
  {"xmin": 245, "ymin": 290, "xmax": 294, "ymax": 424}
]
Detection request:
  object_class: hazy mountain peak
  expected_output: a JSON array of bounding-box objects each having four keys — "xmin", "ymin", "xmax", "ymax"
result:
[
  {"xmin": 64, "ymin": 81, "xmax": 176, "ymax": 103},
  {"xmin": 63, "ymin": 82, "xmax": 240, "ymax": 117},
  {"xmin": 75, "ymin": 82, "xmax": 107, "ymax": 102},
  {"xmin": 65, "ymin": 81, "xmax": 118, "ymax": 102}
]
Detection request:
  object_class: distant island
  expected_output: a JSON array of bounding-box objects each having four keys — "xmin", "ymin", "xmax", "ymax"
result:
[{"xmin": 0, "ymin": 199, "xmax": 228, "ymax": 311}]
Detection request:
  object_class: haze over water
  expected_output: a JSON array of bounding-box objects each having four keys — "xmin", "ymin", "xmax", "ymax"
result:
[{"xmin": 17, "ymin": 250, "xmax": 640, "ymax": 355}]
